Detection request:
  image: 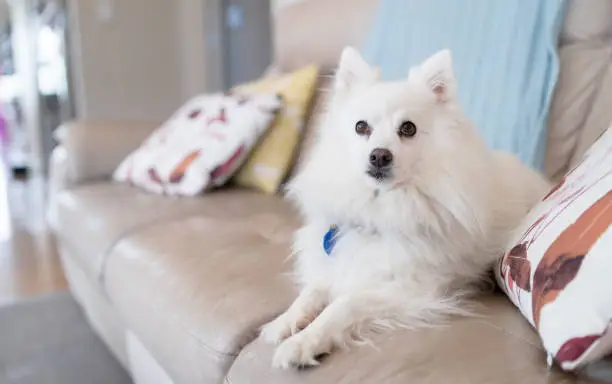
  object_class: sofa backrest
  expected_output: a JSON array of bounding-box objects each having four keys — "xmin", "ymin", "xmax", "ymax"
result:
[
  {"xmin": 547, "ymin": 0, "xmax": 612, "ymax": 180},
  {"xmin": 273, "ymin": 0, "xmax": 612, "ymax": 181}
]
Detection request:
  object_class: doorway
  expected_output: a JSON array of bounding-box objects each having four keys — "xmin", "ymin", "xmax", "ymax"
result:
[
  {"xmin": 0, "ymin": 0, "xmax": 74, "ymax": 177},
  {"xmin": 222, "ymin": 0, "xmax": 272, "ymax": 88}
]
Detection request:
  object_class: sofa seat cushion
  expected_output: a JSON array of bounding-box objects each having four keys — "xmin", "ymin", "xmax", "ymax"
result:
[
  {"xmin": 226, "ymin": 295, "xmax": 578, "ymax": 384},
  {"xmin": 53, "ymin": 182, "xmax": 292, "ymax": 282},
  {"xmin": 103, "ymin": 212, "xmax": 300, "ymax": 384}
]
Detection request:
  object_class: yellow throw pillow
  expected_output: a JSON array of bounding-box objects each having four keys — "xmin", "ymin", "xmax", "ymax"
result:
[{"xmin": 232, "ymin": 65, "xmax": 319, "ymax": 193}]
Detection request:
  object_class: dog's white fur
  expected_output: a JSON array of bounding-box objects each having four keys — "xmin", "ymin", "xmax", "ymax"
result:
[{"xmin": 260, "ymin": 47, "xmax": 551, "ymax": 369}]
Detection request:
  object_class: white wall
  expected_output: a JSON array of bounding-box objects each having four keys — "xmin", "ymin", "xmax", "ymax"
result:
[
  {"xmin": 177, "ymin": 0, "xmax": 208, "ymax": 100},
  {"xmin": 67, "ymin": 0, "xmax": 185, "ymax": 122},
  {"xmin": 271, "ymin": 0, "xmax": 304, "ymax": 12},
  {"xmin": 66, "ymin": 0, "xmax": 273, "ymax": 122},
  {"xmin": 177, "ymin": 0, "xmax": 225, "ymax": 97}
]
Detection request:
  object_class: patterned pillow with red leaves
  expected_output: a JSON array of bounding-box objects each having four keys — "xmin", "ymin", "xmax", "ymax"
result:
[
  {"xmin": 113, "ymin": 92, "xmax": 282, "ymax": 196},
  {"xmin": 496, "ymin": 125, "xmax": 612, "ymax": 371}
]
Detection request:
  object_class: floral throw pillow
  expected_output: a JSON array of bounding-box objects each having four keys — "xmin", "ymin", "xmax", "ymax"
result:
[
  {"xmin": 496, "ymin": 125, "xmax": 612, "ymax": 371},
  {"xmin": 113, "ymin": 92, "xmax": 282, "ymax": 196}
]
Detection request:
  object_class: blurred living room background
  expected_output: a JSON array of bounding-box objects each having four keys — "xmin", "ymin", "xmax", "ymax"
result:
[
  {"xmin": 0, "ymin": 0, "xmax": 292, "ymax": 178},
  {"xmin": 0, "ymin": 0, "xmax": 293, "ymax": 304},
  {"xmin": 0, "ymin": 1, "xmax": 287, "ymax": 381},
  {"xmin": 0, "ymin": 0, "xmax": 610, "ymax": 383}
]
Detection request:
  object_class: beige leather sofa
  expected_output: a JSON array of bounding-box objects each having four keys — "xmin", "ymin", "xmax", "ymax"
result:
[{"xmin": 49, "ymin": 1, "xmax": 612, "ymax": 383}]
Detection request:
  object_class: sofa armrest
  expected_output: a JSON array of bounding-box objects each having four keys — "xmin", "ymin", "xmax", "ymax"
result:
[
  {"xmin": 52, "ymin": 120, "xmax": 159, "ymax": 186},
  {"xmin": 47, "ymin": 120, "xmax": 159, "ymax": 229}
]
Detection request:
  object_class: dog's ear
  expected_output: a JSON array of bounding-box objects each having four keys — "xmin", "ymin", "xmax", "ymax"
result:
[
  {"xmin": 411, "ymin": 49, "xmax": 456, "ymax": 102},
  {"xmin": 335, "ymin": 46, "xmax": 378, "ymax": 92}
]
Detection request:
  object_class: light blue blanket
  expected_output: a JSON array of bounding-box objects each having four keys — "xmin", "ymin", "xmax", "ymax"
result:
[{"xmin": 361, "ymin": 0, "xmax": 567, "ymax": 169}]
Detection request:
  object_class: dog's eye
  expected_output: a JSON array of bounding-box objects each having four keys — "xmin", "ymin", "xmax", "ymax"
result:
[
  {"xmin": 398, "ymin": 121, "xmax": 417, "ymax": 138},
  {"xmin": 355, "ymin": 120, "xmax": 371, "ymax": 136}
]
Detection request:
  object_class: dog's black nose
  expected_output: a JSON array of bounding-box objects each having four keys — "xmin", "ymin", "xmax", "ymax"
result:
[{"xmin": 369, "ymin": 148, "xmax": 393, "ymax": 168}]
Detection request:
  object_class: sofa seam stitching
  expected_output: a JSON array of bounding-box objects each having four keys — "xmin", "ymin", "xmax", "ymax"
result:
[
  {"xmin": 97, "ymin": 212, "xmax": 222, "ymax": 289},
  {"xmin": 94, "ymin": 213, "xmax": 247, "ymax": 360},
  {"xmin": 476, "ymin": 319, "xmax": 544, "ymax": 350}
]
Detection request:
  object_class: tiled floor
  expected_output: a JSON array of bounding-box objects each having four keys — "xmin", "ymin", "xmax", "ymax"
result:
[{"xmin": 0, "ymin": 164, "xmax": 67, "ymax": 306}]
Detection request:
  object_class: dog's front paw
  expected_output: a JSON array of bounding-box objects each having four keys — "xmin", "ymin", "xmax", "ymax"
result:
[
  {"xmin": 260, "ymin": 315, "xmax": 293, "ymax": 345},
  {"xmin": 272, "ymin": 333, "xmax": 327, "ymax": 369}
]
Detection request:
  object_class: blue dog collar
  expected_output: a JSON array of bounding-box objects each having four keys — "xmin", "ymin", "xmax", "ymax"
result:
[{"xmin": 323, "ymin": 225, "xmax": 339, "ymax": 256}]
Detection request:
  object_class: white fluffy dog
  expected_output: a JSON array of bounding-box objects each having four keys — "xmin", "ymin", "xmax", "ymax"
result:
[{"xmin": 261, "ymin": 47, "xmax": 551, "ymax": 369}]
